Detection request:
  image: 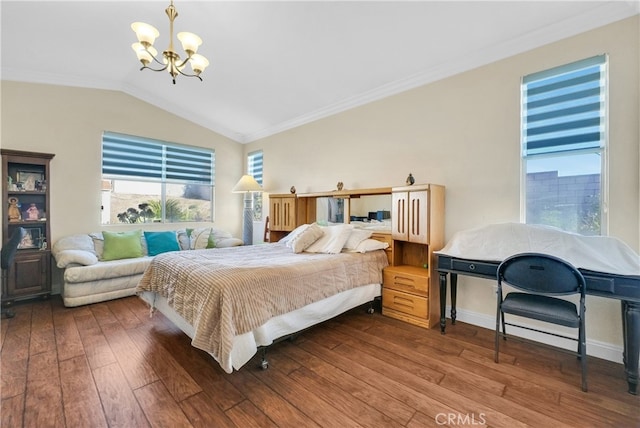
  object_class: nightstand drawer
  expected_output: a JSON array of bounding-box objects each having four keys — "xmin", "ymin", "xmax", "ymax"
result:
[
  {"xmin": 383, "ymin": 266, "xmax": 429, "ymax": 296},
  {"xmin": 382, "ymin": 288, "xmax": 428, "ymax": 319}
]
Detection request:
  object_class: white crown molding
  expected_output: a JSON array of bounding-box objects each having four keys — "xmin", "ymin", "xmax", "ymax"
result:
[
  {"xmin": 1, "ymin": 67, "xmax": 117, "ymax": 91},
  {"xmin": 241, "ymin": 2, "xmax": 639, "ymax": 143},
  {"xmin": 2, "ymin": 2, "xmax": 637, "ymax": 145}
]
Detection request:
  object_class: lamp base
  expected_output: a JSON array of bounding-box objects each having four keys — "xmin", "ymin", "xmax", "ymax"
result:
[{"xmin": 242, "ymin": 193, "xmax": 254, "ymax": 245}]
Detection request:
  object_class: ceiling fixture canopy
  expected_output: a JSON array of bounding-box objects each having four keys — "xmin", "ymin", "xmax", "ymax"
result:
[{"xmin": 131, "ymin": 1, "xmax": 209, "ymax": 84}]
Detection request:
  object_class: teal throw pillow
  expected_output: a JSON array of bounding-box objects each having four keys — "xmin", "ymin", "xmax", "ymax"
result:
[
  {"xmin": 102, "ymin": 230, "xmax": 144, "ymax": 261},
  {"xmin": 144, "ymin": 231, "xmax": 181, "ymax": 256}
]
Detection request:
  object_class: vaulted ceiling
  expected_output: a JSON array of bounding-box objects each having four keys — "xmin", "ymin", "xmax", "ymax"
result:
[{"xmin": 2, "ymin": 1, "xmax": 638, "ymax": 143}]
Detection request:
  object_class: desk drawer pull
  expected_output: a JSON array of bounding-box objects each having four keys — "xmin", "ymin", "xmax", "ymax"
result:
[{"xmin": 469, "ymin": 264, "xmax": 475, "ymax": 271}]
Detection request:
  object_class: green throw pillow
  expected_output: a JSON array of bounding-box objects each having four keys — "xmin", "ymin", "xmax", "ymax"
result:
[
  {"xmin": 102, "ymin": 230, "xmax": 143, "ymax": 261},
  {"xmin": 144, "ymin": 231, "xmax": 180, "ymax": 256}
]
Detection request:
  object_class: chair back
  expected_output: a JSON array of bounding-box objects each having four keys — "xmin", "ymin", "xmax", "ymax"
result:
[
  {"xmin": 498, "ymin": 253, "xmax": 585, "ymax": 296},
  {"xmin": 1, "ymin": 228, "xmax": 26, "ymax": 270}
]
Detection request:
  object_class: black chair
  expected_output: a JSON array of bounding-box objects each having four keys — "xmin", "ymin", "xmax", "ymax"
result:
[
  {"xmin": 495, "ymin": 252, "xmax": 587, "ymax": 392},
  {"xmin": 1, "ymin": 227, "xmax": 26, "ymax": 319}
]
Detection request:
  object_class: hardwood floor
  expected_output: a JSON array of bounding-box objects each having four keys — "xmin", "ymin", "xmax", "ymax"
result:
[{"xmin": 1, "ymin": 295, "xmax": 638, "ymax": 427}]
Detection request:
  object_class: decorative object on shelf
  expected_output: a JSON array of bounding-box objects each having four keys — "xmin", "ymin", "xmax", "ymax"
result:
[
  {"xmin": 232, "ymin": 175, "xmax": 263, "ymax": 245},
  {"xmin": 25, "ymin": 203, "xmax": 40, "ymax": 220},
  {"xmin": 290, "ymin": 186, "xmax": 296, "ymax": 194},
  {"xmin": 131, "ymin": 0, "xmax": 210, "ymax": 84},
  {"xmin": 337, "ymin": 181, "xmax": 344, "ymax": 191},
  {"xmin": 18, "ymin": 227, "xmax": 41, "ymax": 249},
  {"xmin": 406, "ymin": 173, "xmax": 415, "ymax": 185},
  {"xmin": 16, "ymin": 170, "xmax": 44, "ymax": 191},
  {"xmin": 8, "ymin": 197, "xmax": 21, "ymax": 222}
]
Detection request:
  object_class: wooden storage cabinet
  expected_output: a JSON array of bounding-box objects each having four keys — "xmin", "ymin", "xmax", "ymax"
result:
[
  {"xmin": 268, "ymin": 194, "xmax": 299, "ymax": 242},
  {"xmin": 391, "ymin": 186, "xmax": 429, "ymax": 244},
  {"xmin": 2, "ymin": 149, "xmax": 55, "ymax": 305},
  {"xmin": 383, "ymin": 184, "xmax": 445, "ymax": 329},
  {"xmin": 8, "ymin": 251, "xmax": 51, "ymax": 298}
]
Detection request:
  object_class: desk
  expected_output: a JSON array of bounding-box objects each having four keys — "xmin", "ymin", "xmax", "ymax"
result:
[{"xmin": 437, "ymin": 254, "xmax": 640, "ymax": 395}]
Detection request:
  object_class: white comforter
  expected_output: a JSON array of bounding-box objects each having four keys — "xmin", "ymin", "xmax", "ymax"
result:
[{"xmin": 436, "ymin": 223, "xmax": 640, "ymax": 276}]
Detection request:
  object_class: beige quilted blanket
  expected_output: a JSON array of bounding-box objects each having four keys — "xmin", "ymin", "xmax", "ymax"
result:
[{"xmin": 137, "ymin": 243, "xmax": 388, "ymax": 370}]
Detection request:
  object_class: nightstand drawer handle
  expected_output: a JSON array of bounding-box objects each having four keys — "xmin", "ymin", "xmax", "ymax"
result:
[{"xmin": 469, "ymin": 264, "xmax": 476, "ymax": 271}]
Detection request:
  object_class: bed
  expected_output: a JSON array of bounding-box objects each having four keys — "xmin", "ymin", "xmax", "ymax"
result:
[{"xmin": 136, "ymin": 229, "xmax": 389, "ymax": 373}]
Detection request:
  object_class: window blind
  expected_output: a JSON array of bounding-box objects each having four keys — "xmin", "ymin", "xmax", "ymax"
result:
[
  {"xmin": 248, "ymin": 150, "xmax": 263, "ymax": 185},
  {"xmin": 102, "ymin": 132, "xmax": 214, "ymax": 185},
  {"xmin": 522, "ymin": 54, "xmax": 606, "ymax": 157}
]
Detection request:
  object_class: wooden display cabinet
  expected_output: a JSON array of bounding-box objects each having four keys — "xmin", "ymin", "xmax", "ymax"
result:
[
  {"xmin": 2, "ymin": 149, "xmax": 55, "ymax": 305},
  {"xmin": 383, "ymin": 184, "xmax": 445, "ymax": 329},
  {"xmin": 268, "ymin": 194, "xmax": 303, "ymax": 242}
]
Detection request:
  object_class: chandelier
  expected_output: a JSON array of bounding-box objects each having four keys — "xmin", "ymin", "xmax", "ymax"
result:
[{"xmin": 131, "ymin": 1, "xmax": 209, "ymax": 84}]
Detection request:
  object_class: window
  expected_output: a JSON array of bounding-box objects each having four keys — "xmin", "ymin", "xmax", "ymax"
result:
[
  {"xmin": 101, "ymin": 132, "xmax": 215, "ymax": 224},
  {"xmin": 248, "ymin": 150, "xmax": 263, "ymax": 220},
  {"xmin": 521, "ymin": 55, "xmax": 607, "ymax": 235}
]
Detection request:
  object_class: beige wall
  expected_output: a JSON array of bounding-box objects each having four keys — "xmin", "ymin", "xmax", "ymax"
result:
[
  {"xmin": 244, "ymin": 17, "xmax": 640, "ymax": 354},
  {"xmin": 0, "ymin": 83, "xmax": 245, "ymax": 241}
]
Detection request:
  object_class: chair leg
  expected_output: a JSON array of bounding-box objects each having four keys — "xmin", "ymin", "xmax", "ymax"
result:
[
  {"xmin": 495, "ymin": 299, "xmax": 501, "ymax": 363},
  {"xmin": 579, "ymin": 322, "xmax": 587, "ymax": 392}
]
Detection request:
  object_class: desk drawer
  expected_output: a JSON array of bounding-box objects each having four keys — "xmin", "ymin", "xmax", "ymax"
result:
[
  {"xmin": 383, "ymin": 268, "xmax": 429, "ymax": 296},
  {"xmin": 382, "ymin": 288, "xmax": 428, "ymax": 319},
  {"xmin": 451, "ymin": 259, "xmax": 498, "ymax": 277}
]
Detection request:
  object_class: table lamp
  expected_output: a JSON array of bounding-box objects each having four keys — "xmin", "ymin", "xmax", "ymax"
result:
[{"xmin": 232, "ymin": 175, "xmax": 263, "ymax": 245}]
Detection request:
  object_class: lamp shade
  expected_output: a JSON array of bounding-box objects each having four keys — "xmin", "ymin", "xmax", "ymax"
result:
[
  {"xmin": 232, "ymin": 175, "xmax": 263, "ymax": 193},
  {"xmin": 177, "ymin": 31, "xmax": 202, "ymax": 54},
  {"xmin": 131, "ymin": 22, "xmax": 159, "ymax": 46}
]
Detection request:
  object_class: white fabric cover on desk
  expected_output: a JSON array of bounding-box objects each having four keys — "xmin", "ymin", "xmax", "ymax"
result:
[{"xmin": 436, "ymin": 223, "xmax": 640, "ymax": 276}]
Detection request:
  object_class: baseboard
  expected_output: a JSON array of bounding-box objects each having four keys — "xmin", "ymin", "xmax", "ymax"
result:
[{"xmin": 449, "ymin": 306, "xmax": 624, "ymax": 364}]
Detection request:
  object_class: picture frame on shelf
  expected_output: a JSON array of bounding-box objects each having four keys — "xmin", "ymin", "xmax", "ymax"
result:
[
  {"xmin": 18, "ymin": 227, "xmax": 42, "ymax": 249},
  {"xmin": 16, "ymin": 170, "xmax": 44, "ymax": 191}
]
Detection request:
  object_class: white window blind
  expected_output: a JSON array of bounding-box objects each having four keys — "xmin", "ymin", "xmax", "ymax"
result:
[
  {"xmin": 102, "ymin": 131, "xmax": 215, "ymax": 185},
  {"xmin": 523, "ymin": 54, "xmax": 606, "ymax": 158}
]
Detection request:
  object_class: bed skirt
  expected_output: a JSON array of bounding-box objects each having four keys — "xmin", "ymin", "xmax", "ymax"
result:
[{"xmin": 139, "ymin": 282, "xmax": 380, "ymax": 373}]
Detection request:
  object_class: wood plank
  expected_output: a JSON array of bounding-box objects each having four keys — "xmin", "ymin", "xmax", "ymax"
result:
[
  {"xmin": 149, "ymin": 318, "xmax": 246, "ymax": 411},
  {"xmin": 224, "ymin": 399, "xmax": 277, "ymax": 427},
  {"xmin": 52, "ymin": 310, "xmax": 84, "ymax": 362},
  {"xmin": 134, "ymin": 381, "xmax": 194, "ymax": 428},
  {"xmin": 271, "ymin": 341, "xmax": 416, "ymax": 425},
  {"xmin": 28, "ymin": 299, "xmax": 56, "ymax": 355},
  {"xmin": 93, "ymin": 362, "xmax": 150, "ymax": 428},
  {"xmin": 24, "ymin": 350, "xmax": 65, "ymax": 427},
  {"xmin": 225, "ymin": 369, "xmax": 320, "ymax": 427},
  {"xmin": 126, "ymin": 324, "xmax": 202, "ymax": 402},
  {"xmin": 100, "ymin": 320, "xmax": 159, "ymax": 390},
  {"xmin": 180, "ymin": 391, "xmax": 237, "ymax": 428},
  {"xmin": 74, "ymin": 311, "xmax": 117, "ymax": 369},
  {"xmin": 59, "ymin": 355, "xmax": 108, "ymax": 428},
  {"xmin": 255, "ymin": 365, "xmax": 365, "ymax": 427},
  {"xmin": 1, "ymin": 391, "xmax": 24, "ymax": 428}
]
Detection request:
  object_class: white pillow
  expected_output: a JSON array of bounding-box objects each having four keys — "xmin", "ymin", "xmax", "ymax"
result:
[
  {"xmin": 305, "ymin": 224, "xmax": 353, "ymax": 254},
  {"xmin": 190, "ymin": 228, "xmax": 215, "ymax": 249},
  {"xmin": 289, "ymin": 223, "xmax": 324, "ymax": 253},
  {"xmin": 345, "ymin": 238, "xmax": 389, "ymax": 253},
  {"xmin": 54, "ymin": 249, "xmax": 99, "ymax": 268},
  {"xmin": 343, "ymin": 228, "xmax": 373, "ymax": 250},
  {"xmin": 279, "ymin": 224, "xmax": 309, "ymax": 244}
]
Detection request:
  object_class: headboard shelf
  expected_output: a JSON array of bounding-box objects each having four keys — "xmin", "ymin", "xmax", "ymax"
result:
[{"xmin": 296, "ymin": 186, "xmax": 392, "ymax": 199}]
